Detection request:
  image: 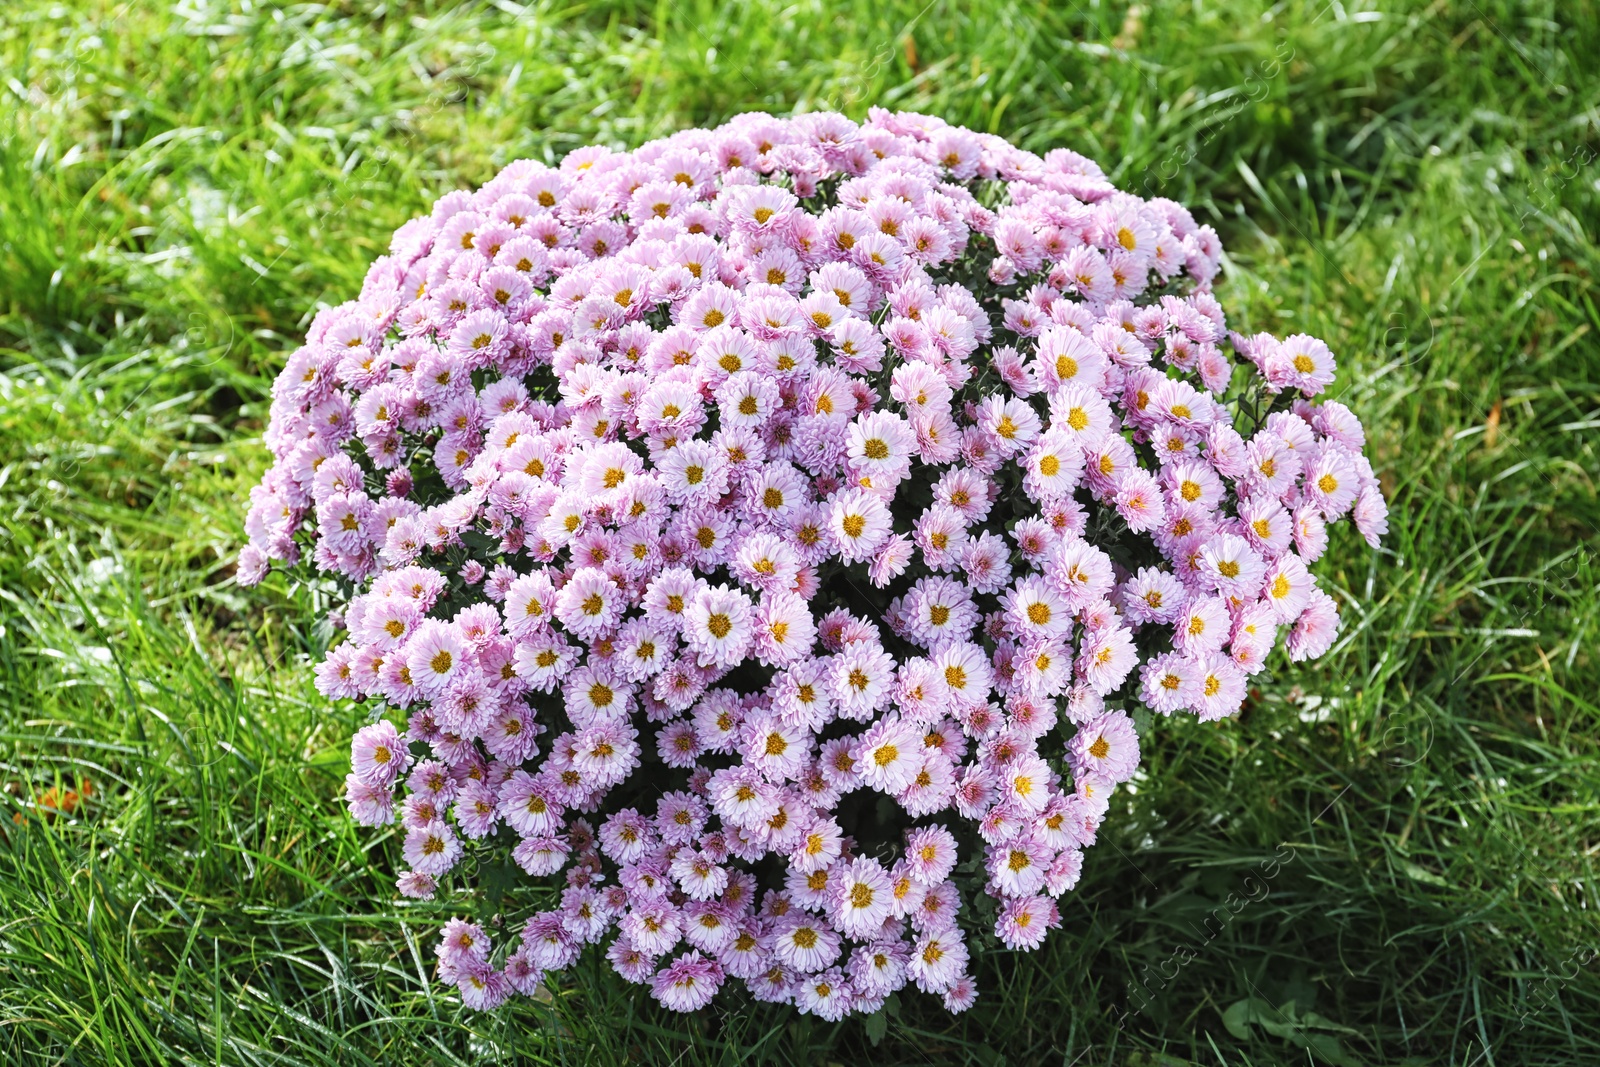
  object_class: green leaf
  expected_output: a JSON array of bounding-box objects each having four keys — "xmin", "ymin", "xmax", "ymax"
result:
[
  {"xmin": 1221, "ymin": 996, "xmax": 1268, "ymax": 1040},
  {"xmin": 1222, "ymin": 998, "xmax": 1363, "ymax": 1066},
  {"xmin": 1401, "ymin": 860, "xmax": 1449, "ymax": 887},
  {"xmin": 863, "ymin": 1009, "xmax": 887, "ymax": 1047}
]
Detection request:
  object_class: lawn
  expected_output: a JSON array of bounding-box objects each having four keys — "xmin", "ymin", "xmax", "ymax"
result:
[{"xmin": 1, "ymin": 0, "xmax": 1597, "ymax": 1064}]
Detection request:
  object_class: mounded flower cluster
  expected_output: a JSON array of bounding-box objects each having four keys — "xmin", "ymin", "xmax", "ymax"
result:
[{"xmin": 240, "ymin": 109, "xmax": 1385, "ymax": 1019}]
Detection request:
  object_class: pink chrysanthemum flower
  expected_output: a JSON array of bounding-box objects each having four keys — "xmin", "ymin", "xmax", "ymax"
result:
[
  {"xmin": 771, "ymin": 914, "xmax": 841, "ymax": 973},
  {"xmin": 683, "ymin": 584, "xmax": 755, "ymax": 668},
  {"xmin": 404, "ymin": 819, "xmax": 462, "ymax": 876},
  {"xmin": 241, "ymin": 110, "xmax": 1380, "ymax": 1020},
  {"xmin": 995, "ymin": 894, "xmax": 1059, "ymax": 950},
  {"xmin": 553, "ymin": 567, "xmax": 624, "ymax": 640},
  {"xmin": 1066, "ymin": 709, "xmax": 1141, "ymax": 783},
  {"xmin": 651, "ymin": 951, "xmax": 724, "ymax": 1011},
  {"xmin": 344, "ymin": 773, "xmax": 394, "ymax": 826},
  {"xmin": 908, "ymin": 930, "xmax": 969, "ymax": 994},
  {"xmin": 828, "ymin": 488, "xmax": 892, "ymax": 563},
  {"xmin": 350, "ymin": 719, "xmax": 411, "ymax": 787},
  {"xmin": 1140, "ymin": 651, "xmax": 1204, "ymax": 716},
  {"xmin": 829, "ymin": 856, "xmax": 895, "ymax": 940}
]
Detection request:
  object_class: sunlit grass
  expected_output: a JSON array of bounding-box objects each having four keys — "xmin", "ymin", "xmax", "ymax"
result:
[{"xmin": 1, "ymin": 1, "xmax": 1597, "ymax": 1063}]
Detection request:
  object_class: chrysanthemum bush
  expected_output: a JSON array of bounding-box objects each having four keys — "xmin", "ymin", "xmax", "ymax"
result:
[{"xmin": 240, "ymin": 109, "xmax": 1386, "ymax": 1019}]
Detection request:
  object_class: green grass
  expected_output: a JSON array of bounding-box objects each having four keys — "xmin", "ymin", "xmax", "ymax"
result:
[{"xmin": 1, "ymin": 0, "xmax": 1597, "ymax": 1063}]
